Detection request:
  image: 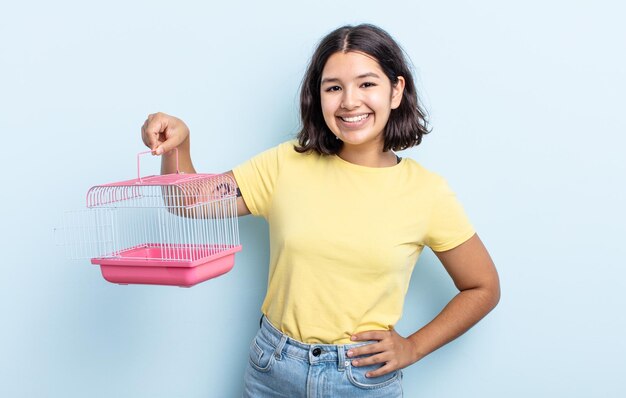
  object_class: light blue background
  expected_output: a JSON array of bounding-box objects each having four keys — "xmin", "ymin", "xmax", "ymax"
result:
[{"xmin": 2, "ymin": 1, "xmax": 625, "ymax": 397}]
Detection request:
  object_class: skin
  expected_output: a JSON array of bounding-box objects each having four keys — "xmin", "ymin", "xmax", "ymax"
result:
[
  {"xmin": 348, "ymin": 235, "xmax": 499, "ymax": 377},
  {"xmin": 140, "ymin": 50, "xmax": 500, "ymax": 378},
  {"xmin": 320, "ymin": 51, "xmax": 405, "ymax": 167},
  {"xmin": 140, "ymin": 114, "xmax": 250, "ymax": 216}
]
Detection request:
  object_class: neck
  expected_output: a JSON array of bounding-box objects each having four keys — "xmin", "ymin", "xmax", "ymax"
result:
[{"xmin": 338, "ymin": 144, "xmax": 397, "ymax": 168}]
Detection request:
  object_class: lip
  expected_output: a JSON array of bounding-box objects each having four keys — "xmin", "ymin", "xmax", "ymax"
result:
[{"xmin": 336, "ymin": 113, "xmax": 371, "ymax": 129}]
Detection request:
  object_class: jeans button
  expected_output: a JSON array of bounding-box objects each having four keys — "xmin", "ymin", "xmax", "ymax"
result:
[{"xmin": 312, "ymin": 347, "xmax": 322, "ymax": 356}]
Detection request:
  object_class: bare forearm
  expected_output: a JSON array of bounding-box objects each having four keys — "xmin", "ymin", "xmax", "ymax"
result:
[
  {"xmin": 161, "ymin": 136, "xmax": 195, "ymax": 175},
  {"xmin": 407, "ymin": 285, "xmax": 499, "ymax": 361}
]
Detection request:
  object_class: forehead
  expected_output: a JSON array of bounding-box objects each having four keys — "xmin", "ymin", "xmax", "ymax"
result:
[{"xmin": 321, "ymin": 51, "xmax": 385, "ymax": 79}]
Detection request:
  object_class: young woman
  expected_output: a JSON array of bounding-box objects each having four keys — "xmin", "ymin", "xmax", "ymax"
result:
[{"xmin": 141, "ymin": 24, "xmax": 500, "ymax": 397}]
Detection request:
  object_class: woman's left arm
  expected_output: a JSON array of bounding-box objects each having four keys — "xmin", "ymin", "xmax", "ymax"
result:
[{"xmin": 348, "ymin": 234, "xmax": 500, "ymax": 377}]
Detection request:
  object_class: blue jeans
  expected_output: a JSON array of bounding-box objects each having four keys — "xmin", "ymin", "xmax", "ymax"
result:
[{"xmin": 242, "ymin": 316, "xmax": 403, "ymax": 398}]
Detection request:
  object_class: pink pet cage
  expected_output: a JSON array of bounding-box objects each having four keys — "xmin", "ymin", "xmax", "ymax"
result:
[{"xmin": 59, "ymin": 150, "xmax": 241, "ymax": 287}]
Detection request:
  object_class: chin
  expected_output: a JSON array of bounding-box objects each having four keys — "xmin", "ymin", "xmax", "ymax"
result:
[{"xmin": 337, "ymin": 132, "xmax": 380, "ymax": 148}]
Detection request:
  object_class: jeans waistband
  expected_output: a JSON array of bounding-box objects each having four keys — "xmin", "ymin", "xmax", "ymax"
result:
[{"xmin": 258, "ymin": 315, "xmax": 371, "ymax": 369}]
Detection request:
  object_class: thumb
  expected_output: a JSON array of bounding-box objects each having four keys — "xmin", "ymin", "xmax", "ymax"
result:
[
  {"xmin": 154, "ymin": 139, "xmax": 177, "ymax": 156},
  {"xmin": 154, "ymin": 143, "xmax": 166, "ymax": 156}
]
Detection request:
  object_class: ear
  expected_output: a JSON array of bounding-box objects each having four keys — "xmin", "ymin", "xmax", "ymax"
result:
[{"xmin": 390, "ymin": 76, "xmax": 405, "ymax": 109}]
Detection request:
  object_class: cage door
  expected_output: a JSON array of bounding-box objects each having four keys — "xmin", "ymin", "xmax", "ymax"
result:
[{"xmin": 57, "ymin": 209, "xmax": 118, "ymax": 260}]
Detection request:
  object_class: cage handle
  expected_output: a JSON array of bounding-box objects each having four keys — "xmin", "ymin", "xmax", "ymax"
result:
[{"xmin": 137, "ymin": 147, "xmax": 179, "ymax": 183}]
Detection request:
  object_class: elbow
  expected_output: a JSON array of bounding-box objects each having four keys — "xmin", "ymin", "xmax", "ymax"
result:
[
  {"xmin": 468, "ymin": 274, "xmax": 501, "ymax": 313},
  {"xmin": 489, "ymin": 283, "xmax": 501, "ymax": 311},
  {"xmin": 484, "ymin": 274, "xmax": 501, "ymax": 312}
]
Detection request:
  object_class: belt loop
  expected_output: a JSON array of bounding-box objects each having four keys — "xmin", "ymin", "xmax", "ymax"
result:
[
  {"xmin": 273, "ymin": 334, "xmax": 288, "ymax": 361},
  {"xmin": 337, "ymin": 345, "xmax": 347, "ymax": 372}
]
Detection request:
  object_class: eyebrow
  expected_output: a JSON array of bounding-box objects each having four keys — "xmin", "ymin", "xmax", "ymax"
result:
[{"xmin": 321, "ymin": 72, "xmax": 381, "ymax": 85}]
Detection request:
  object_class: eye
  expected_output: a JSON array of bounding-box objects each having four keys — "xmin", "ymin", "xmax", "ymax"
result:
[
  {"xmin": 324, "ymin": 85, "xmax": 341, "ymax": 92},
  {"xmin": 361, "ymin": 82, "xmax": 377, "ymax": 88}
]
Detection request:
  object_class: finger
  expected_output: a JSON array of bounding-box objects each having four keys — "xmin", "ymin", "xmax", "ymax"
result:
[
  {"xmin": 154, "ymin": 137, "xmax": 180, "ymax": 156},
  {"xmin": 364, "ymin": 362, "xmax": 397, "ymax": 378},
  {"xmin": 145, "ymin": 119, "xmax": 167, "ymax": 152},
  {"xmin": 351, "ymin": 330, "xmax": 389, "ymax": 342},
  {"xmin": 154, "ymin": 143, "xmax": 166, "ymax": 156},
  {"xmin": 143, "ymin": 125, "xmax": 160, "ymax": 153},
  {"xmin": 347, "ymin": 342, "xmax": 383, "ymax": 358},
  {"xmin": 141, "ymin": 120, "xmax": 153, "ymax": 149},
  {"xmin": 351, "ymin": 352, "xmax": 388, "ymax": 368},
  {"xmin": 144, "ymin": 118, "xmax": 164, "ymax": 136}
]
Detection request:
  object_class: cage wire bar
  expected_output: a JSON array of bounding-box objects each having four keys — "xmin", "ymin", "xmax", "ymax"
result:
[
  {"xmin": 61, "ymin": 174, "xmax": 240, "ymax": 262},
  {"xmin": 79, "ymin": 173, "xmax": 241, "ymax": 264},
  {"xmin": 58, "ymin": 149, "xmax": 242, "ymax": 286},
  {"xmin": 60, "ymin": 208, "xmax": 117, "ymax": 260}
]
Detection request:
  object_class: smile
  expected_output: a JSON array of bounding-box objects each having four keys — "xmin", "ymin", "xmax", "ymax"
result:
[{"xmin": 339, "ymin": 114, "xmax": 370, "ymax": 123}]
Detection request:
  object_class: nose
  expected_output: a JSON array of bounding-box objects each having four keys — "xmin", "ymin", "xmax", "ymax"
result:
[{"xmin": 340, "ymin": 88, "xmax": 361, "ymax": 110}]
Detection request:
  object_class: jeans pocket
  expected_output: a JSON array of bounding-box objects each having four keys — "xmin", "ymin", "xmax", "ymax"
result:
[
  {"xmin": 346, "ymin": 360, "xmax": 401, "ymax": 390},
  {"xmin": 248, "ymin": 335, "xmax": 276, "ymax": 373}
]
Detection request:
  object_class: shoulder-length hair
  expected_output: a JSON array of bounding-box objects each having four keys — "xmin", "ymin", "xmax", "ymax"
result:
[{"xmin": 295, "ymin": 24, "xmax": 430, "ymax": 155}]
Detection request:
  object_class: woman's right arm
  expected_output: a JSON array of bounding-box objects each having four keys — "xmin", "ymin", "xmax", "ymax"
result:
[
  {"xmin": 224, "ymin": 171, "xmax": 252, "ymax": 216},
  {"xmin": 141, "ymin": 112, "xmax": 251, "ymax": 217}
]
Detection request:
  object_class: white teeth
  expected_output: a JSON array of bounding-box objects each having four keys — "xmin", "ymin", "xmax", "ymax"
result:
[{"xmin": 341, "ymin": 114, "xmax": 369, "ymax": 122}]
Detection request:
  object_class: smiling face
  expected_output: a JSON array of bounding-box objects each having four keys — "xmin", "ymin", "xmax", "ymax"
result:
[{"xmin": 320, "ymin": 51, "xmax": 405, "ymax": 154}]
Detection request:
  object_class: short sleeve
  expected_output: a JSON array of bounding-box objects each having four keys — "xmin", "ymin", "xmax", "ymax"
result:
[
  {"xmin": 423, "ymin": 178, "xmax": 475, "ymax": 252},
  {"xmin": 232, "ymin": 144, "xmax": 282, "ymax": 218}
]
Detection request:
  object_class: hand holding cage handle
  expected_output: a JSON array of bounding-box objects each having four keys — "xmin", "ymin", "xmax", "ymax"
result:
[{"xmin": 137, "ymin": 147, "xmax": 179, "ymax": 183}]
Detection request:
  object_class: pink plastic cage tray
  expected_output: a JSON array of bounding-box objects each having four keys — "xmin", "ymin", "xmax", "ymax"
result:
[
  {"xmin": 60, "ymin": 150, "xmax": 241, "ymax": 287},
  {"xmin": 92, "ymin": 244, "xmax": 241, "ymax": 287}
]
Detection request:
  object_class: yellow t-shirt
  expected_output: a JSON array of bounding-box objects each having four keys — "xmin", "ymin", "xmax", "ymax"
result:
[{"xmin": 233, "ymin": 141, "xmax": 474, "ymax": 344}]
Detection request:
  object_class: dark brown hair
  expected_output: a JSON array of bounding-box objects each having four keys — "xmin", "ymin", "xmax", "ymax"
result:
[{"xmin": 295, "ymin": 24, "xmax": 430, "ymax": 155}]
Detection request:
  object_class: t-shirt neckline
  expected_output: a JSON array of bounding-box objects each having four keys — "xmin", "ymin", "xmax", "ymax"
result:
[{"xmin": 331, "ymin": 153, "xmax": 406, "ymax": 173}]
